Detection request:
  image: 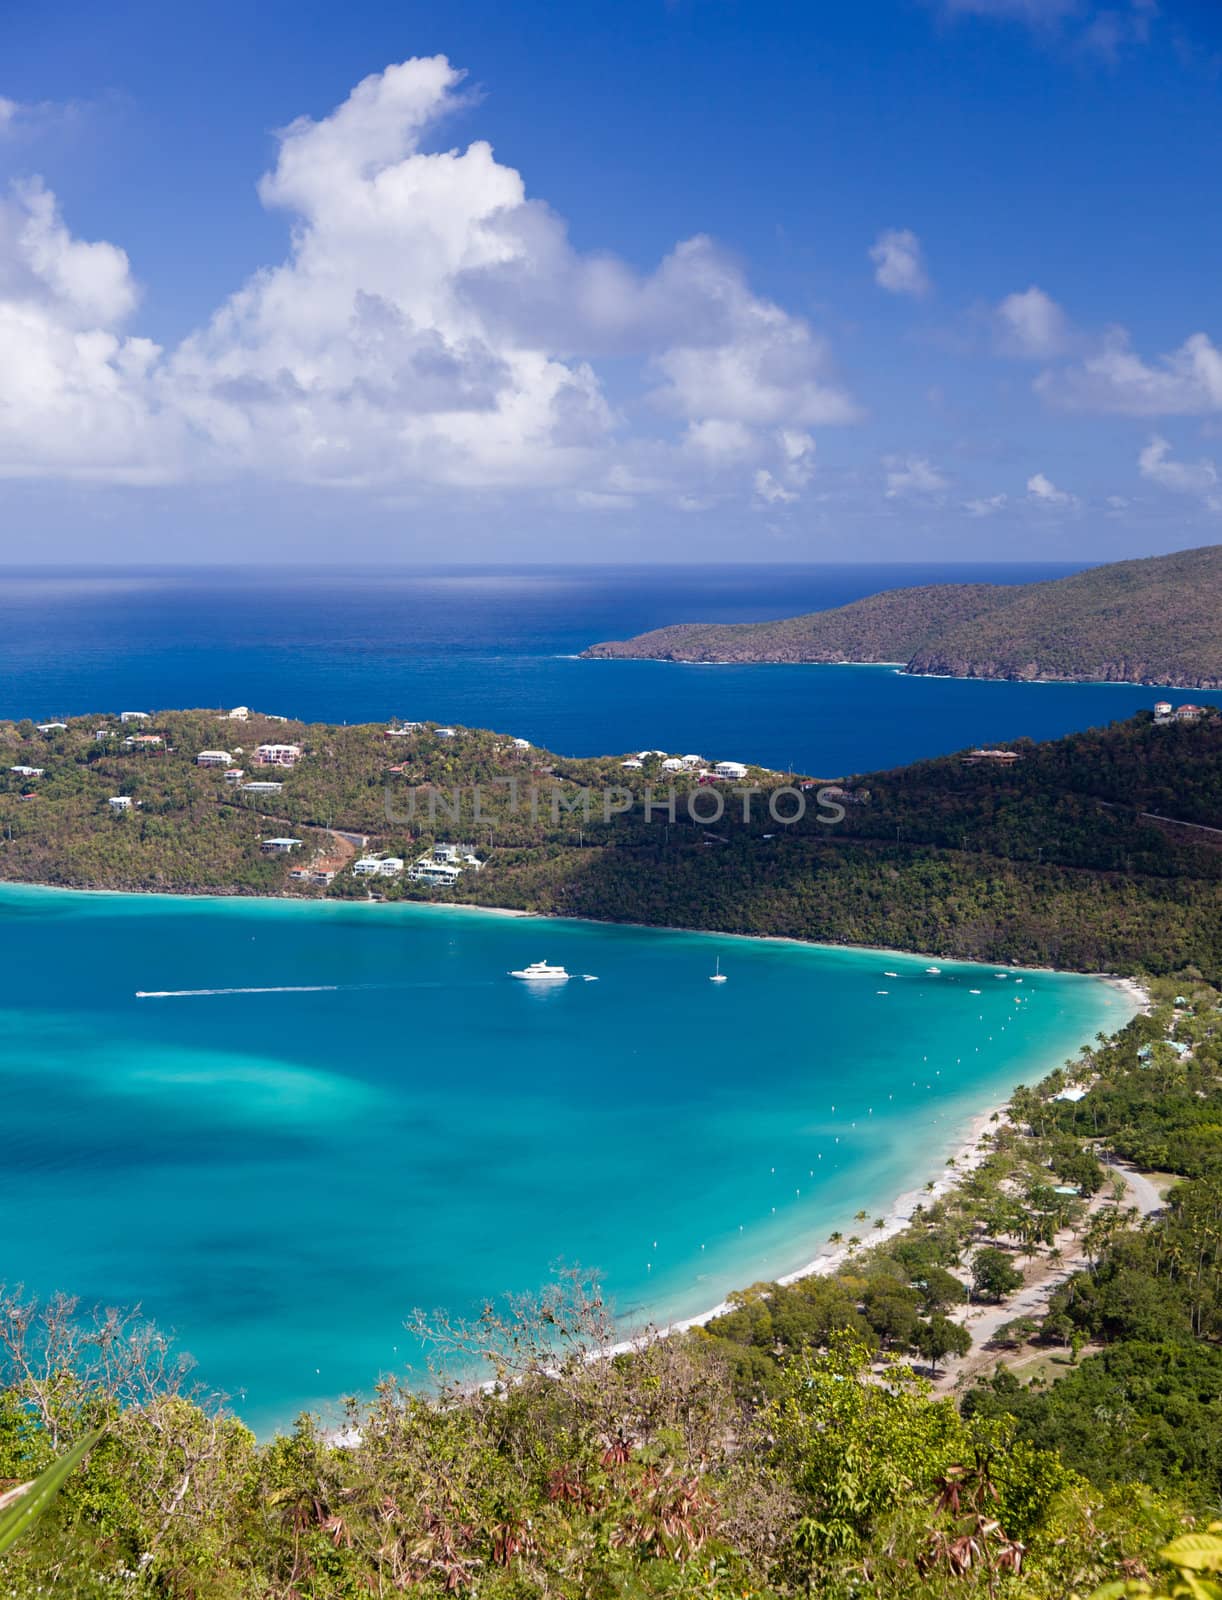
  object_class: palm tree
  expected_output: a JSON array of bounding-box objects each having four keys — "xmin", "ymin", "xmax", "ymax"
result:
[
  {"xmin": 828, "ymin": 1231, "xmax": 844, "ymax": 1245},
  {"xmin": 854, "ymin": 1209, "xmax": 868, "ymax": 1222}
]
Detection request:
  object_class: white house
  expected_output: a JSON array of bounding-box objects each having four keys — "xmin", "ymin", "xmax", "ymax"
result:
[
  {"xmin": 353, "ymin": 856, "xmax": 405, "ymax": 877},
  {"xmin": 241, "ymin": 780, "xmax": 283, "ymax": 794},
  {"xmin": 196, "ymin": 750, "xmax": 234, "ymax": 768},
  {"xmin": 10, "ymin": 766, "xmax": 44, "ymax": 778},
  {"xmin": 254, "ymin": 742, "xmax": 302, "ymax": 766},
  {"xmin": 1051, "ymin": 1086, "xmax": 1089, "ymax": 1103},
  {"xmin": 224, "ymin": 767, "xmax": 245, "ymax": 783},
  {"xmin": 681, "ymin": 754, "xmax": 704, "ymax": 768},
  {"xmin": 119, "ymin": 711, "xmax": 150, "ymax": 723},
  {"xmin": 434, "ymin": 726, "xmax": 457, "ymax": 740},
  {"xmin": 621, "ymin": 758, "xmax": 644, "ymax": 770},
  {"xmin": 661, "ymin": 757, "xmax": 685, "ymax": 772},
  {"xmin": 512, "ymin": 737, "xmax": 531, "ymax": 750},
  {"xmin": 713, "ymin": 760, "xmax": 749, "ymax": 780},
  {"xmin": 108, "ymin": 796, "xmax": 133, "ymax": 812},
  {"xmin": 36, "ymin": 722, "xmax": 67, "ymax": 734},
  {"xmin": 1153, "ymin": 701, "xmax": 1174, "ymax": 722},
  {"xmin": 409, "ymin": 858, "xmax": 464, "ymax": 886},
  {"xmin": 1176, "ymin": 704, "xmax": 1205, "ymax": 722},
  {"xmin": 261, "ymin": 837, "xmax": 302, "ymax": 854},
  {"xmin": 289, "ymin": 866, "xmax": 336, "ymax": 886},
  {"xmin": 225, "ymin": 706, "xmax": 250, "ymax": 722}
]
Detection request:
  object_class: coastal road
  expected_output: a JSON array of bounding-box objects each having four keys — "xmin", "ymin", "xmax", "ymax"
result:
[{"xmin": 933, "ymin": 1162, "xmax": 1166, "ymax": 1390}]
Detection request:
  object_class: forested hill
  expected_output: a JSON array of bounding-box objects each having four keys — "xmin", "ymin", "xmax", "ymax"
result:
[
  {"xmin": 1, "ymin": 703, "xmax": 1220, "ymax": 974},
  {"xmin": 581, "ymin": 543, "xmax": 1222, "ymax": 688}
]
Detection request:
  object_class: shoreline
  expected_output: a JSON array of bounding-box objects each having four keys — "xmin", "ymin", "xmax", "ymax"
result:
[
  {"xmin": 0, "ymin": 877, "xmax": 1147, "ymax": 989},
  {"xmin": 578, "ymin": 657, "xmax": 1222, "ymax": 692},
  {"xmin": 616, "ymin": 973, "xmax": 1147, "ymax": 1354}
]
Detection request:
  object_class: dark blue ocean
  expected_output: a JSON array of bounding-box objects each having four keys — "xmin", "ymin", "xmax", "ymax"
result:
[{"xmin": 2, "ymin": 563, "xmax": 1216, "ymax": 772}]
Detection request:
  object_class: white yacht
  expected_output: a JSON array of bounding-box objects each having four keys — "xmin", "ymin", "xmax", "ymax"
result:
[
  {"xmin": 709, "ymin": 957, "xmax": 727, "ymax": 984},
  {"xmin": 509, "ymin": 960, "xmax": 569, "ymax": 982},
  {"xmin": 925, "ymin": 966, "xmax": 941, "ymax": 974}
]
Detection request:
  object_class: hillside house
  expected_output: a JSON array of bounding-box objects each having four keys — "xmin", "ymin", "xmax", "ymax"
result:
[
  {"xmin": 255, "ymin": 743, "xmax": 302, "ymax": 766},
  {"xmin": 1175, "ymin": 704, "xmax": 1205, "ymax": 722},
  {"xmin": 961, "ymin": 749, "xmax": 1021, "ymax": 766},
  {"xmin": 1153, "ymin": 701, "xmax": 1174, "ymax": 721},
  {"xmin": 225, "ymin": 706, "xmax": 250, "ymax": 721},
  {"xmin": 10, "ymin": 766, "xmax": 44, "ymax": 778},
  {"xmin": 261, "ymin": 837, "xmax": 302, "ymax": 854},
  {"xmin": 124, "ymin": 734, "xmax": 163, "ymax": 749},
  {"xmin": 353, "ymin": 856, "xmax": 405, "ymax": 877},
  {"xmin": 108, "ymin": 796, "xmax": 133, "ymax": 812},
  {"xmin": 409, "ymin": 858, "xmax": 463, "ymax": 887},
  {"xmin": 36, "ymin": 723, "xmax": 67, "ymax": 734},
  {"xmin": 241, "ymin": 780, "xmax": 283, "ymax": 794},
  {"xmin": 119, "ymin": 711, "xmax": 150, "ymax": 723},
  {"xmin": 196, "ymin": 750, "xmax": 233, "ymax": 768},
  {"xmin": 713, "ymin": 760, "xmax": 749, "ymax": 780},
  {"xmin": 288, "ymin": 866, "xmax": 337, "ymax": 887}
]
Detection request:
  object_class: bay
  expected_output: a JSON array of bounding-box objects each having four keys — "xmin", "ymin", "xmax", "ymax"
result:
[{"xmin": 0, "ymin": 883, "xmax": 1130, "ymax": 1433}]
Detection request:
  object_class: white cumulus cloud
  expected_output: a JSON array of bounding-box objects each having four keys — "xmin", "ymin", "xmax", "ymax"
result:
[
  {"xmin": 963, "ymin": 493, "xmax": 1008, "ymax": 516},
  {"xmin": 869, "ymin": 229, "xmax": 931, "ymax": 298},
  {"xmin": 1138, "ymin": 436, "xmax": 1222, "ymax": 512},
  {"xmin": 1038, "ymin": 327, "xmax": 1222, "ymax": 415},
  {"xmin": 1026, "ymin": 471, "xmax": 1079, "ymax": 508},
  {"xmin": 995, "ymin": 286, "xmax": 1071, "ymax": 358},
  {"xmin": 0, "ymin": 57, "xmax": 860, "ymax": 506},
  {"xmin": 884, "ymin": 454, "xmax": 948, "ymax": 498}
]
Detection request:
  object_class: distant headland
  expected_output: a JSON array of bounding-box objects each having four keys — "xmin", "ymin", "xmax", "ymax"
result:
[{"xmin": 581, "ymin": 544, "xmax": 1222, "ymax": 689}]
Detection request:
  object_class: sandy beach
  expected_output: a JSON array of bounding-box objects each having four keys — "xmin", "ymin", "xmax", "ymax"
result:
[{"xmin": 630, "ymin": 972, "xmax": 1149, "ymax": 1352}]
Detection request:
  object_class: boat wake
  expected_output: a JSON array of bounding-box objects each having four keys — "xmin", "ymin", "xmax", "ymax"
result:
[{"xmin": 135, "ymin": 985, "xmax": 342, "ymax": 999}]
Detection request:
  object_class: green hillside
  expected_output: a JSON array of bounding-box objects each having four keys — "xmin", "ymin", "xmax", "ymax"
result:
[
  {"xmin": 2, "ymin": 703, "xmax": 1219, "ymax": 974},
  {"xmin": 582, "ymin": 544, "xmax": 1222, "ymax": 688}
]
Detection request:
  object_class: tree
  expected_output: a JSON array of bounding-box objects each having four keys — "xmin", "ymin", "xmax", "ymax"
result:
[
  {"xmin": 916, "ymin": 1266, "xmax": 968, "ymax": 1315},
  {"xmin": 971, "ymin": 1248, "xmax": 1023, "ymax": 1303},
  {"xmin": 916, "ymin": 1316, "xmax": 971, "ymax": 1375}
]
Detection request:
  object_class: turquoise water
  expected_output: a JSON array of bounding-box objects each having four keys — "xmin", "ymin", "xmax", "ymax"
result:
[{"xmin": 0, "ymin": 885, "xmax": 1132, "ymax": 1432}]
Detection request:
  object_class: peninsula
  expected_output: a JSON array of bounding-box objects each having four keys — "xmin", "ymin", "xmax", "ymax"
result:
[{"xmin": 581, "ymin": 543, "xmax": 1222, "ymax": 688}]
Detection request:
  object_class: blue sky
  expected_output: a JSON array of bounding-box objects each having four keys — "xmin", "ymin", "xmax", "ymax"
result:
[{"xmin": 2, "ymin": 0, "xmax": 1220, "ymax": 562}]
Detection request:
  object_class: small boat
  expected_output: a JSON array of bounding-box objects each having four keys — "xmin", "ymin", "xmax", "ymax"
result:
[
  {"xmin": 969, "ymin": 988, "xmax": 981, "ymax": 995},
  {"xmin": 925, "ymin": 966, "xmax": 941, "ymax": 974},
  {"xmin": 709, "ymin": 957, "xmax": 727, "ymax": 984},
  {"xmin": 883, "ymin": 970, "xmax": 898, "ymax": 978},
  {"xmin": 876, "ymin": 989, "xmax": 889, "ymax": 995},
  {"xmin": 509, "ymin": 960, "xmax": 569, "ymax": 982}
]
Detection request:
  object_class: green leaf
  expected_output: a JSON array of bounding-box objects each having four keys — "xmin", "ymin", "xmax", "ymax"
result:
[
  {"xmin": 1163, "ymin": 1536, "xmax": 1222, "ymax": 1575},
  {"xmin": 0, "ymin": 1427, "xmax": 104, "ymax": 1557}
]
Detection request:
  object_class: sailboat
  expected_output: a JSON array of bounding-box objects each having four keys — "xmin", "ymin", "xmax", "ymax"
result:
[{"xmin": 709, "ymin": 956, "xmax": 727, "ymax": 984}]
